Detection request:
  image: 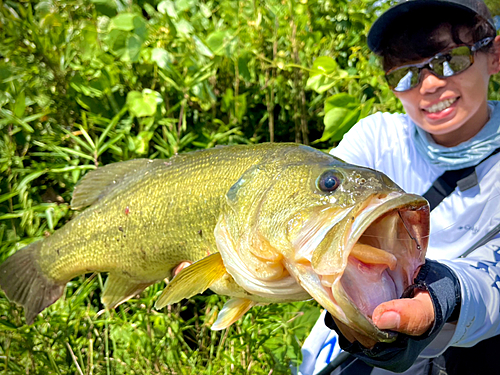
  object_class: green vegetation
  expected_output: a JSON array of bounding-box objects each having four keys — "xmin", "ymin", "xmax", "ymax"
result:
[{"xmin": 0, "ymin": 0, "xmax": 499, "ymax": 374}]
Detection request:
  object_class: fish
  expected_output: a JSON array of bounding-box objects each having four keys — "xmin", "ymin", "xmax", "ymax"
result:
[{"xmin": 0, "ymin": 143, "xmax": 429, "ymax": 342}]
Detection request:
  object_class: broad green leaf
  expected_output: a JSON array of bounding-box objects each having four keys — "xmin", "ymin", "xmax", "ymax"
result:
[
  {"xmin": 126, "ymin": 90, "xmax": 162, "ymax": 117},
  {"xmin": 199, "ymin": 3, "xmax": 212, "ymax": 18},
  {"xmin": 134, "ymin": 131, "xmax": 154, "ymax": 154},
  {"xmin": 133, "ymin": 15, "xmax": 147, "ymax": 42},
  {"xmin": 322, "ymin": 108, "xmax": 361, "ymax": 142},
  {"xmin": 158, "ymin": 0, "xmax": 178, "ymax": 19},
  {"xmin": 238, "ymin": 53, "xmax": 251, "ymax": 82},
  {"xmin": 206, "ymin": 30, "xmax": 228, "ymax": 56},
  {"xmin": 306, "ymin": 69, "xmax": 349, "ymax": 94},
  {"xmin": 175, "ymin": 19, "xmax": 194, "ymax": 36},
  {"xmin": 80, "ymin": 23, "xmax": 99, "ymax": 60},
  {"xmin": 323, "ymin": 107, "xmax": 349, "ymax": 137},
  {"xmin": 325, "ymin": 93, "xmax": 358, "ymax": 113},
  {"xmin": 110, "ymin": 13, "xmax": 136, "ymax": 31},
  {"xmin": 193, "ymin": 36, "xmax": 214, "ymax": 58},
  {"xmin": 305, "ymin": 74, "xmax": 337, "ymax": 94},
  {"xmin": 151, "ymin": 48, "xmax": 172, "ymax": 70},
  {"xmin": 221, "ymin": 88, "xmax": 234, "ymax": 113},
  {"xmin": 126, "ymin": 34, "xmax": 142, "ymax": 62},
  {"xmin": 40, "ymin": 13, "xmax": 63, "ymax": 29},
  {"xmin": 310, "ymin": 56, "xmax": 338, "ymax": 76},
  {"xmin": 307, "ymin": 56, "xmax": 350, "ymax": 93},
  {"xmin": 106, "ymin": 28, "xmax": 128, "ymax": 56},
  {"xmin": 235, "ymin": 94, "xmax": 247, "ymax": 123},
  {"xmin": 13, "ymin": 91, "xmax": 26, "ymax": 118},
  {"xmin": 34, "ymin": 0, "xmax": 52, "ymax": 17},
  {"xmin": 175, "ymin": 0, "xmax": 196, "ymax": 12},
  {"xmin": 332, "ymin": 109, "xmax": 361, "ymax": 142},
  {"xmin": 360, "ymin": 98, "xmax": 376, "ymax": 119}
]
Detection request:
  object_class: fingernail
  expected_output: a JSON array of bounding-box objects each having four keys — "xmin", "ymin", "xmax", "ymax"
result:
[{"xmin": 374, "ymin": 311, "xmax": 401, "ymax": 330}]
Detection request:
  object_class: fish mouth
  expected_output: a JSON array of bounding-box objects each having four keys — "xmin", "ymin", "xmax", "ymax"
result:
[{"xmin": 289, "ymin": 192, "xmax": 429, "ymax": 342}]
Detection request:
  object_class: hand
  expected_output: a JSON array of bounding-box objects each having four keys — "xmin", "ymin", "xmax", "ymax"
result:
[
  {"xmin": 333, "ymin": 290, "xmax": 435, "ymax": 349},
  {"xmin": 172, "ymin": 261, "xmax": 192, "ymax": 277}
]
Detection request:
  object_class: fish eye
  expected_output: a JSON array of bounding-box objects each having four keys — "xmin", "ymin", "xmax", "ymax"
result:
[{"xmin": 317, "ymin": 170, "xmax": 341, "ymax": 193}]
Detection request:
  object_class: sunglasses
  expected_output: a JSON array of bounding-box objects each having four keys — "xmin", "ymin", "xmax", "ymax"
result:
[{"xmin": 385, "ymin": 37, "xmax": 494, "ymax": 92}]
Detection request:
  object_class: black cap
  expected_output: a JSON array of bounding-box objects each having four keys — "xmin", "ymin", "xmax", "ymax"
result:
[{"xmin": 368, "ymin": 0, "xmax": 495, "ymax": 53}]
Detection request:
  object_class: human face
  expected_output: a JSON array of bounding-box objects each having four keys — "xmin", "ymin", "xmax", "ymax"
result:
[{"xmin": 393, "ymin": 33, "xmax": 500, "ymax": 147}]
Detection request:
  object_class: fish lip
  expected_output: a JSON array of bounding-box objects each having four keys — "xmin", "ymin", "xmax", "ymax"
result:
[
  {"xmin": 293, "ymin": 192, "xmax": 429, "ymax": 342},
  {"xmin": 339, "ymin": 192, "xmax": 429, "ymax": 341},
  {"xmin": 344, "ymin": 192, "xmax": 429, "ymax": 254}
]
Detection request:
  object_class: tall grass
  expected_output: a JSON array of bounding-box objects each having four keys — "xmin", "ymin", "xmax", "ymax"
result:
[{"xmin": 0, "ymin": 271, "xmax": 321, "ymax": 374}]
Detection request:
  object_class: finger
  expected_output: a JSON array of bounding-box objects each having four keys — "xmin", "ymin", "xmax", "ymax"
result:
[
  {"xmin": 172, "ymin": 261, "xmax": 192, "ymax": 277},
  {"xmin": 372, "ymin": 291, "xmax": 434, "ymax": 336}
]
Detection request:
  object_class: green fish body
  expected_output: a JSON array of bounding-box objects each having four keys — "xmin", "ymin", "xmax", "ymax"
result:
[{"xmin": 0, "ymin": 143, "xmax": 429, "ymax": 342}]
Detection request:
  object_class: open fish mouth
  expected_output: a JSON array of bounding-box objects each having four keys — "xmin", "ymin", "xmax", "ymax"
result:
[{"xmin": 289, "ymin": 192, "xmax": 429, "ymax": 342}]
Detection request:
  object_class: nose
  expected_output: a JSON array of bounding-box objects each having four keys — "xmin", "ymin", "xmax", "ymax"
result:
[{"xmin": 419, "ymin": 69, "xmax": 447, "ymax": 94}]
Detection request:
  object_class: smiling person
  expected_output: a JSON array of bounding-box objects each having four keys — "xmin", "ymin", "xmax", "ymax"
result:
[{"xmin": 298, "ymin": 1, "xmax": 500, "ymax": 374}]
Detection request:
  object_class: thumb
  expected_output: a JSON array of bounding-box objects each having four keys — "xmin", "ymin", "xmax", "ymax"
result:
[{"xmin": 372, "ymin": 291, "xmax": 435, "ymax": 336}]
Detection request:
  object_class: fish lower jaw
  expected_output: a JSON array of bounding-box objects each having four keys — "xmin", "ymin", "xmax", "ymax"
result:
[
  {"xmin": 339, "ymin": 257, "xmax": 399, "ymax": 318},
  {"xmin": 319, "ymin": 243, "xmax": 401, "ymax": 316},
  {"xmin": 316, "ymin": 252, "xmax": 406, "ymax": 342},
  {"xmin": 317, "ymin": 273, "xmax": 398, "ymax": 343},
  {"xmin": 318, "ymin": 261, "xmax": 398, "ymax": 317}
]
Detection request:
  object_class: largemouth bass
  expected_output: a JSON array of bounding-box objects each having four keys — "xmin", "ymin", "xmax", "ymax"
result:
[{"xmin": 0, "ymin": 143, "xmax": 429, "ymax": 342}]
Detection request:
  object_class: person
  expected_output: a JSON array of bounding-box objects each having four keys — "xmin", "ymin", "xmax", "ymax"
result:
[{"xmin": 297, "ymin": 0, "xmax": 500, "ymax": 374}]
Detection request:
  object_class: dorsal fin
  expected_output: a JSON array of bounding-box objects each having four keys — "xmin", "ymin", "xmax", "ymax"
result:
[{"xmin": 71, "ymin": 159, "xmax": 152, "ymax": 209}]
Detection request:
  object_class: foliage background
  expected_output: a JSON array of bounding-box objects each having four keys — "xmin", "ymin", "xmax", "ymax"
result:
[{"xmin": 0, "ymin": 0, "xmax": 499, "ymax": 374}]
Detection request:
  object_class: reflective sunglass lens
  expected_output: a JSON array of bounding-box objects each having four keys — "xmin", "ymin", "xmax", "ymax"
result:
[
  {"xmin": 386, "ymin": 45, "xmax": 474, "ymax": 92},
  {"xmin": 387, "ymin": 67, "xmax": 419, "ymax": 91},
  {"xmin": 447, "ymin": 55, "xmax": 472, "ymax": 75}
]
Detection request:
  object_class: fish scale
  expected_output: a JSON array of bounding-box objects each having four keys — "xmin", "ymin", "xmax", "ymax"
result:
[{"xmin": 41, "ymin": 147, "xmax": 280, "ymax": 282}]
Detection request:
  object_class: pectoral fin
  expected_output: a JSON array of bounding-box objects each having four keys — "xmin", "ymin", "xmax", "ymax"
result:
[
  {"xmin": 155, "ymin": 252, "xmax": 226, "ymax": 309},
  {"xmin": 211, "ymin": 298, "xmax": 256, "ymax": 331},
  {"xmin": 102, "ymin": 273, "xmax": 151, "ymax": 309}
]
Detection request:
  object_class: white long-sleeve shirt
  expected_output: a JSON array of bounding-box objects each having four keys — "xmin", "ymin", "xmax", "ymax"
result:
[{"xmin": 298, "ymin": 110, "xmax": 500, "ymax": 375}]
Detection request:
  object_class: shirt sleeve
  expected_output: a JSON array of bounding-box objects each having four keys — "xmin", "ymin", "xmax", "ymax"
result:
[{"xmin": 436, "ymin": 236, "xmax": 500, "ymax": 351}]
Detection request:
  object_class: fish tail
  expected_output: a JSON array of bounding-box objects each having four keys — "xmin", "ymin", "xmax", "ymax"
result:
[{"xmin": 0, "ymin": 242, "xmax": 65, "ymax": 324}]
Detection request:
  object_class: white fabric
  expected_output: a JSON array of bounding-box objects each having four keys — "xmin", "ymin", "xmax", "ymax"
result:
[{"xmin": 298, "ymin": 110, "xmax": 500, "ymax": 374}]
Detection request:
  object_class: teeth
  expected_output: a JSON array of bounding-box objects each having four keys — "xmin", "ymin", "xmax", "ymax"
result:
[{"xmin": 426, "ymin": 98, "xmax": 457, "ymax": 113}]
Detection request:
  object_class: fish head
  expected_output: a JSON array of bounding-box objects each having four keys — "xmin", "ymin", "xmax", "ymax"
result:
[{"xmin": 215, "ymin": 146, "xmax": 429, "ymax": 342}]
